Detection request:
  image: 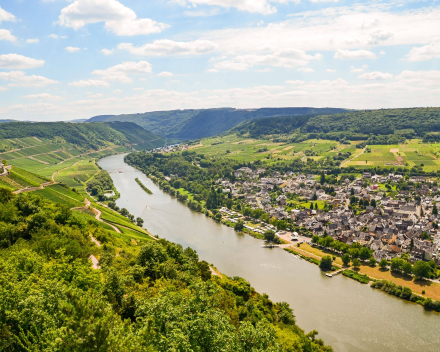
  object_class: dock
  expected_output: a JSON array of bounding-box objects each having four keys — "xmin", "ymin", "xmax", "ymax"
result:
[{"xmin": 326, "ymin": 269, "xmax": 344, "ymax": 277}]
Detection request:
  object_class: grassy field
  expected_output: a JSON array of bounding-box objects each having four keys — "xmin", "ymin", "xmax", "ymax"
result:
[
  {"xmin": 288, "ymin": 243, "xmax": 440, "ymax": 300},
  {"xmin": 53, "ymin": 159, "xmax": 100, "ymax": 190},
  {"xmin": 33, "ymin": 184, "xmax": 85, "ymax": 208},
  {"xmin": 189, "ymin": 134, "xmax": 348, "ymax": 162},
  {"xmin": 344, "ymin": 140, "xmax": 440, "ymax": 172}
]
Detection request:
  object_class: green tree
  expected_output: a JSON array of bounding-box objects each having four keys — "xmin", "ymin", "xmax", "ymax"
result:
[
  {"xmin": 352, "ymin": 258, "xmax": 361, "ymax": 269},
  {"xmin": 433, "ymin": 203, "xmax": 438, "ymax": 215},
  {"xmin": 136, "ymin": 217, "xmax": 144, "ymax": 227},
  {"xmin": 390, "ymin": 258, "xmax": 403, "ymax": 272},
  {"xmin": 369, "ymin": 257, "xmax": 377, "ymax": 267},
  {"xmin": 319, "ymin": 256, "xmax": 333, "ymax": 271},
  {"xmin": 264, "ymin": 230, "xmax": 277, "ymax": 243},
  {"xmin": 379, "ymin": 259, "xmax": 388, "ymax": 269},
  {"xmin": 402, "ymin": 261, "xmax": 413, "ymax": 275},
  {"xmin": 234, "ymin": 219, "xmax": 244, "ymax": 231},
  {"xmin": 320, "ymin": 172, "xmax": 325, "ymax": 185},
  {"xmin": 359, "ymin": 247, "xmax": 371, "ymax": 261},
  {"xmin": 413, "ymin": 261, "xmax": 432, "ymax": 279},
  {"xmin": 341, "ymin": 254, "xmax": 351, "ymax": 266}
]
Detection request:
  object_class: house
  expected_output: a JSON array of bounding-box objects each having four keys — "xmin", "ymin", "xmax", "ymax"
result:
[
  {"xmin": 276, "ymin": 195, "xmax": 287, "ymax": 206},
  {"xmin": 362, "ymin": 172, "xmax": 372, "ymax": 178}
]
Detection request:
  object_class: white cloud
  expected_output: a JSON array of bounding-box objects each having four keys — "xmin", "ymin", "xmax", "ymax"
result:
[
  {"xmin": 118, "ymin": 40, "xmax": 217, "ymax": 56},
  {"xmin": 22, "ymin": 93, "xmax": 63, "ymax": 100},
  {"xmin": 171, "ymin": 0, "xmax": 277, "ymax": 15},
  {"xmin": 0, "ymin": 29, "xmax": 16, "ymax": 42},
  {"xmin": 0, "ymin": 87, "xmax": 8, "ymax": 91},
  {"xmin": 326, "ymin": 69, "xmax": 337, "ymax": 72},
  {"xmin": 380, "ymin": 50, "xmax": 386, "ymax": 55},
  {"xmin": 207, "ymin": 69, "xmax": 219, "ymax": 73},
  {"xmin": 358, "ymin": 71, "xmax": 393, "ymax": 80},
  {"xmin": 350, "ymin": 64, "xmax": 368, "ymax": 73},
  {"xmin": 396, "ymin": 70, "xmax": 440, "ymax": 87},
  {"xmin": 256, "ymin": 68, "xmax": 272, "ymax": 72},
  {"xmin": 158, "ymin": 71, "xmax": 173, "ymax": 77},
  {"xmin": 0, "ymin": 6, "xmax": 15, "ymax": 23},
  {"xmin": 26, "ymin": 38, "xmax": 39, "ymax": 44},
  {"xmin": 114, "ymin": 89, "xmax": 123, "ymax": 93},
  {"xmin": 367, "ymin": 29, "xmax": 393, "ymax": 45},
  {"xmin": 0, "ymin": 71, "xmax": 58, "ymax": 87},
  {"xmin": 0, "ymin": 54, "xmax": 45, "ymax": 69},
  {"xmin": 66, "ymin": 46, "xmax": 81, "ymax": 53},
  {"xmin": 214, "ymin": 49, "xmax": 321, "ymax": 71},
  {"xmin": 334, "ymin": 49, "xmax": 377, "ymax": 60},
  {"xmin": 69, "ymin": 80, "xmax": 110, "ymax": 87},
  {"xmin": 87, "ymin": 93, "xmax": 104, "ymax": 98},
  {"xmin": 297, "ymin": 67, "xmax": 314, "ymax": 73},
  {"xmin": 92, "ymin": 61, "xmax": 152, "ymax": 83},
  {"xmin": 133, "ymin": 87, "xmax": 144, "ymax": 91},
  {"xmin": 405, "ymin": 39, "xmax": 440, "ymax": 62},
  {"xmin": 58, "ymin": 0, "xmax": 169, "ymax": 36},
  {"xmin": 101, "ymin": 48, "xmax": 115, "ymax": 55},
  {"xmin": 49, "ymin": 34, "xmax": 68, "ymax": 39},
  {"xmin": 286, "ymin": 80, "xmax": 305, "ymax": 85}
]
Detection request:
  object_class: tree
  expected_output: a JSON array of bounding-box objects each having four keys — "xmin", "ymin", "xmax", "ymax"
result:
[
  {"xmin": 369, "ymin": 257, "xmax": 377, "ymax": 267},
  {"xmin": 215, "ymin": 213, "xmax": 222, "ymax": 222},
  {"xmin": 359, "ymin": 247, "xmax": 371, "ymax": 261},
  {"xmin": 421, "ymin": 207, "xmax": 424, "ymax": 217},
  {"xmin": 311, "ymin": 235, "xmax": 319, "ymax": 244},
  {"xmin": 390, "ymin": 257, "xmax": 403, "ymax": 272},
  {"xmin": 264, "ymin": 230, "xmax": 276, "ymax": 243},
  {"xmin": 243, "ymin": 207, "xmax": 252, "ymax": 217},
  {"xmin": 410, "ymin": 238, "xmax": 414, "ymax": 251},
  {"xmin": 370, "ymin": 199, "xmax": 377, "ymax": 207},
  {"xmin": 319, "ymin": 256, "xmax": 333, "ymax": 271},
  {"xmin": 314, "ymin": 203, "xmax": 318, "ymax": 210},
  {"xmin": 234, "ymin": 219, "xmax": 244, "ymax": 231},
  {"xmin": 413, "ymin": 261, "xmax": 432, "ymax": 279},
  {"xmin": 342, "ymin": 254, "xmax": 351, "ymax": 266},
  {"xmin": 433, "ymin": 203, "xmax": 438, "ymax": 215},
  {"xmin": 136, "ymin": 217, "xmax": 144, "ymax": 227},
  {"xmin": 352, "ymin": 258, "xmax": 361, "ymax": 269},
  {"xmin": 402, "ymin": 261, "xmax": 412, "ymax": 275},
  {"xmin": 309, "ymin": 203, "xmax": 314, "ymax": 210},
  {"xmin": 379, "ymin": 259, "xmax": 388, "ymax": 269},
  {"xmin": 320, "ymin": 172, "xmax": 325, "ymax": 185},
  {"xmin": 312, "ymin": 193, "xmax": 318, "ymax": 201}
]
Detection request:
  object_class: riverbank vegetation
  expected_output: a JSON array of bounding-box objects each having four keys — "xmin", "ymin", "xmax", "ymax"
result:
[
  {"xmin": 135, "ymin": 177, "xmax": 153, "ymax": 194},
  {"xmin": 342, "ymin": 270, "xmax": 370, "ymax": 284},
  {"xmin": 0, "ymin": 187, "xmax": 333, "ymax": 351}
]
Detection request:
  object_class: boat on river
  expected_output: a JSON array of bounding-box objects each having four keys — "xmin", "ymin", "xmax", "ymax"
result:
[
  {"xmin": 118, "ymin": 169, "xmax": 123, "ymax": 173},
  {"xmin": 261, "ymin": 244, "xmax": 280, "ymax": 248}
]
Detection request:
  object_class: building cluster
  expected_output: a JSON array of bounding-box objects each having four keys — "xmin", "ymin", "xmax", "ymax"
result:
[{"xmin": 217, "ymin": 167, "xmax": 440, "ymax": 263}]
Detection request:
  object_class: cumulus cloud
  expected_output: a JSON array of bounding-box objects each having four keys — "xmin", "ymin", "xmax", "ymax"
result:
[
  {"xmin": 213, "ymin": 49, "xmax": 321, "ymax": 71},
  {"xmin": 22, "ymin": 93, "xmax": 63, "ymax": 100},
  {"xmin": 350, "ymin": 64, "xmax": 368, "ymax": 73},
  {"xmin": 405, "ymin": 40, "xmax": 440, "ymax": 62},
  {"xmin": 101, "ymin": 48, "xmax": 115, "ymax": 55},
  {"xmin": 297, "ymin": 67, "xmax": 314, "ymax": 73},
  {"xmin": 0, "ymin": 71, "xmax": 58, "ymax": 87},
  {"xmin": 358, "ymin": 71, "xmax": 393, "ymax": 80},
  {"xmin": 158, "ymin": 71, "xmax": 173, "ymax": 77},
  {"xmin": 66, "ymin": 46, "xmax": 80, "ymax": 53},
  {"xmin": 69, "ymin": 80, "xmax": 110, "ymax": 87},
  {"xmin": 171, "ymin": 0, "xmax": 278, "ymax": 15},
  {"xmin": 118, "ymin": 40, "xmax": 217, "ymax": 56},
  {"xmin": 92, "ymin": 61, "xmax": 153, "ymax": 83},
  {"xmin": 26, "ymin": 38, "xmax": 39, "ymax": 44},
  {"xmin": 396, "ymin": 70, "xmax": 440, "ymax": 87},
  {"xmin": 0, "ymin": 54, "xmax": 45, "ymax": 70},
  {"xmin": 367, "ymin": 29, "xmax": 393, "ymax": 45},
  {"xmin": 58, "ymin": 0, "xmax": 169, "ymax": 36},
  {"xmin": 334, "ymin": 49, "xmax": 377, "ymax": 60},
  {"xmin": 49, "ymin": 34, "xmax": 68, "ymax": 39},
  {"xmin": 0, "ymin": 6, "xmax": 15, "ymax": 23},
  {"xmin": 0, "ymin": 29, "xmax": 16, "ymax": 42},
  {"xmin": 114, "ymin": 89, "xmax": 123, "ymax": 93}
]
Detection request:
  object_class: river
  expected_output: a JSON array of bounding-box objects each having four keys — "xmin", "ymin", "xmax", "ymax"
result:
[{"xmin": 99, "ymin": 154, "xmax": 440, "ymax": 352}]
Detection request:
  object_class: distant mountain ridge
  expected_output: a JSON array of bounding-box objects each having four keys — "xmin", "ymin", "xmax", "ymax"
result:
[{"xmin": 86, "ymin": 107, "xmax": 349, "ymax": 140}]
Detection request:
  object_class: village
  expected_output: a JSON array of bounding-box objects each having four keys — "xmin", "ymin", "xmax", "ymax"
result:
[{"xmin": 217, "ymin": 167, "xmax": 440, "ymax": 265}]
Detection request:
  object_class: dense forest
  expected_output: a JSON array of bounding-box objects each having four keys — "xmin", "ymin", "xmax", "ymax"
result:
[
  {"xmin": 0, "ymin": 121, "xmax": 165, "ymax": 150},
  {"xmin": 0, "ymin": 187, "xmax": 332, "ymax": 351},
  {"xmin": 233, "ymin": 108, "xmax": 440, "ymax": 143},
  {"xmin": 87, "ymin": 108, "xmax": 348, "ymax": 140}
]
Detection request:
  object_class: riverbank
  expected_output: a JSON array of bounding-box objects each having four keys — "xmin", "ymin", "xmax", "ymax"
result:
[{"xmin": 100, "ymin": 153, "xmax": 440, "ymax": 352}]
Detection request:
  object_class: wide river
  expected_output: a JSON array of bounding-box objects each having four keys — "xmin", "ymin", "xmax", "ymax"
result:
[{"xmin": 99, "ymin": 154, "xmax": 440, "ymax": 352}]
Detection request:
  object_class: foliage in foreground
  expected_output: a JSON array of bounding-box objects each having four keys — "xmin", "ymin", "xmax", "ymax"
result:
[{"xmin": 0, "ymin": 187, "xmax": 332, "ymax": 351}]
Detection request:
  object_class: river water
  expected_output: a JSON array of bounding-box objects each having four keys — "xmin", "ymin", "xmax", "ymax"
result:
[{"xmin": 99, "ymin": 154, "xmax": 440, "ymax": 352}]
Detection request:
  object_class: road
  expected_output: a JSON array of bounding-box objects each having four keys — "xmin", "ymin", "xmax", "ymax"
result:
[{"xmin": 340, "ymin": 145, "xmax": 368, "ymax": 167}]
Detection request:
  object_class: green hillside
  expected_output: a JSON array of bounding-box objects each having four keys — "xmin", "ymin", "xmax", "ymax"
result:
[
  {"xmin": 234, "ymin": 107, "xmax": 440, "ymax": 141},
  {"xmin": 87, "ymin": 107, "xmax": 349, "ymax": 140}
]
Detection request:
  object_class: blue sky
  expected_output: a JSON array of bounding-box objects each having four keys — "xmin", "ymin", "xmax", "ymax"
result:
[{"xmin": 0, "ymin": 0, "xmax": 439, "ymax": 121}]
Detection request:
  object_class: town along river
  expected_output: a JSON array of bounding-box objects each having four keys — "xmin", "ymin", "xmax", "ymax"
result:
[{"xmin": 99, "ymin": 154, "xmax": 440, "ymax": 352}]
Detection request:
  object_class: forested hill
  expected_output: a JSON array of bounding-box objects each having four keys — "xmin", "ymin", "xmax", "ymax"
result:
[
  {"xmin": 233, "ymin": 107, "xmax": 440, "ymax": 140},
  {"xmin": 0, "ymin": 187, "xmax": 332, "ymax": 351},
  {"xmin": 0, "ymin": 121, "xmax": 165, "ymax": 150},
  {"xmin": 86, "ymin": 107, "xmax": 349, "ymax": 140}
]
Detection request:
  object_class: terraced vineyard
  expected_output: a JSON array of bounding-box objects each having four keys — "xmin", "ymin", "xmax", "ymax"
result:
[
  {"xmin": 343, "ymin": 140, "xmax": 440, "ymax": 171},
  {"xmin": 54, "ymin": 159, "xmax": 100, "ymax": 190},
  {"xmin": 33, "ymin": 184, "xmax": 85, "ymax": 208}
]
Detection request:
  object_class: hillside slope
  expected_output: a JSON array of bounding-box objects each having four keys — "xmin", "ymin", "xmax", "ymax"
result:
[
  {"xmin": 87, "ymin": 107, "xmax": 349, "ymax": 140},
  {"xmin": 233, "ymin": 107, "xmax": 440, "ymax": 139}
]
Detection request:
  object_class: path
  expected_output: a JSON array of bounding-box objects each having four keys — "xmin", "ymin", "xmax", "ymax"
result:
[
  {"xmin": 89, "ymin": 255, "xmax": 100, "ymax": 269},
  {"xmin": 341, "ymin": 145, "xmax": 368, "ymax": 167}
]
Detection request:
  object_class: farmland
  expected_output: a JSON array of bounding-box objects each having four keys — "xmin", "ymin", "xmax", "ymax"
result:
[
  {"xmin": 53, "ymin": 159, "xmax": 100, "ymax": 191},
  {"xmin": 189, "ymin": 134, "xmax": 350, "ymax": 163},
  {"xmin": 343, "ymin": 140, "xmax": 440, "ymax": 172}
]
